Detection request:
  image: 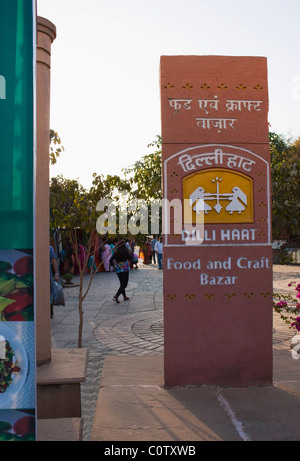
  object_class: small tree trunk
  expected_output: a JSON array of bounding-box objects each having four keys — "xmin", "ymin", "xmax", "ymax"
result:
[
  {"xmin": 70, "ymin": 229, "xmax": 106, "ymax": 348},
  {"xmin": 76, "ymin": 229, "xmax": 99, "ymax": 348},
  {"xmin": 78, "ymin": 271, "xmax": 84, "ymax": 348}
]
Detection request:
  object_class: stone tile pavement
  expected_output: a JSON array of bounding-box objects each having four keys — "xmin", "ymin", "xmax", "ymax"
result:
[
  {"xmin": 50, "ymin": 262, "xmax": 300, "ymax": 441},
  {"xmin": 50, "ymin": 262, "xmax": 164, "ymax": 440}
]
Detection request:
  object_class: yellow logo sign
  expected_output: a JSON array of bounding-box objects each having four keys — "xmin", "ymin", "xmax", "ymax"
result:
[{"xmin": 183, "ymin": 169, "xmax": 253, "ymax": 224}]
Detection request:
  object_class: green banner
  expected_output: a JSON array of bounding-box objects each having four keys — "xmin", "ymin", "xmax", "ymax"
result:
[
  {"xmin": 0, "ymin": 0, "xmax": 35, "ymax": 250},
  {"xmin": 0, "ymin": 0, "xmax": 36, "ymax": 442}
]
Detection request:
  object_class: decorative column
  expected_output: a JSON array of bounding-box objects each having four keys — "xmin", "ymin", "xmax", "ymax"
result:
[
  {"xmin": 35, "ymin": 17, "xmax": 88, "ymax": 439},
  {"xmin": 36, "ymin": 16, "xmax": 56, "ymax": 365}
]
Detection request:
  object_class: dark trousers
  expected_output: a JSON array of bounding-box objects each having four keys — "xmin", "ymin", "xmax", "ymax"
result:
[
  {"xmin": 151, "ymin": 250, "xmax": 156, "ymax": 263},
  {"xmin": 116, "ymin": 271, "xmax": 129, "ymax": 297}
]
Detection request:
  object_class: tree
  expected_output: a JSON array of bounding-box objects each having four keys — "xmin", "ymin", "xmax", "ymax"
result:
[
  {"xmin": 122, "ymin": 136, "xmax": 162, "ymax": 244},
  {"xmin": 50, "ymin": 171, "xmax": 134, "ymax": 347},
  {"xmin": 50, "ymin": 175, "xmax": 108, "ymax": 347},
  {"xmin": 90, "ymin": 173, "xmax": 131, "ymax": 237},
  {"xmin": 269, "ymin": 132, "xmax": 300, "ymax": 240},
  {"xmin": 49, "ymin": 129, "xmax": 64, "ymax": 165},
  {"xmin": 292, "ymin": 136, "xmax": 300, "ymax": 159},
  {"xmin": 123, "ymin": 135, "xmax": 162, "ymax": 202}
]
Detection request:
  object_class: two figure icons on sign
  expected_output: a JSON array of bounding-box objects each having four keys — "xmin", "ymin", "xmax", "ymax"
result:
[{"xmin": 190, "ymin": 176, "xmax": 248, "ymax": 215}]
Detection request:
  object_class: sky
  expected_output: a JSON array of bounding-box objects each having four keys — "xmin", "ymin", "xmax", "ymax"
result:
[{"xmin": 37, "ymin": 0, "xmax": 300, "ymax": 189}]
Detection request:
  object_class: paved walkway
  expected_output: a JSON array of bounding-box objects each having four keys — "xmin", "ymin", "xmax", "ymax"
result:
[
  {"xmin": 50, "ymin": 262, "xmax": 300, "ymax": 441},
  {"xmin": 50, "ymin": 262, "xmax": 164, "ymax": 440}
]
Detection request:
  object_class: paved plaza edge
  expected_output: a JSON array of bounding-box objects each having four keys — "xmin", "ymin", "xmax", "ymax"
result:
[{"xmin": 48, "ymin": 263, "xmax": 300, "ymax": 441}]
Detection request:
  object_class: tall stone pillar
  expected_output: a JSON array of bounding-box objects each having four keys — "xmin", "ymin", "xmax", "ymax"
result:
[
  {"xmin": 36, "ymin": 16, "xmax": 56, "ymax": 365},
  {"xmin": 160, "ymin": 56, "xmax": 273, "ymax": 388},
  {"xmin": 35, "ymin": 17, "xmax": 88, "ymax": 439}
]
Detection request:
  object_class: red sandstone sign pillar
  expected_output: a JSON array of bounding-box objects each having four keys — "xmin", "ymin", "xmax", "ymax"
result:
[{"xmin": 160, "ymin": 56, "xmax": 272, "ymax": 387}]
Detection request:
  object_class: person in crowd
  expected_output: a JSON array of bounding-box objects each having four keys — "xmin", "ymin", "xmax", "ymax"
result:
[
  {"xmin": 109, "ymin": 240, "xmax": 115, "ymax": 255},
  {"xmin": 132, "ymin": 251, "xmax": 139, "ymax": 269},
  {"xmin": 50, "ymin": 245, "xmax": 59, "ymax": 318},
  {"xmin": 143, "ymin": 238, "xmax": 151, "ymax": 264},
  {"xmin": 130, "ymin": 238, "xmax": 135, "ymax": 253},
  {"xmin": 59, "ymin": 246, "xmax": 66, "ymax": 275},
  {"xmin": 155, "ymin": 236, "xmax": 163, "ymax": 270},
  {"xmin": 125, "ymin": 239, "xmax": 132, "ymax": 253},
  {"xmin": 74, "ymin": 241, "xmax": 86, "ymax": 275},
  {"xmin": 110, "ymin": 241, "xmax": 132, "ymax": 303},
  {"xmin": 148, "ymin": 238, "xmax": 152, "ymax": 264},
  {"xmin": 88, "ymin": 252, "xmax": 98, "ymax": 274},
  {"xmin": 151, "ymin": 236, "xmax": 158, "ymax": 264},
  {"xmin": 65, "ymin": 237, "xmax": 74, "ymax": 273},
  {"xmin": 102, "ymin": 241, "xmax": 112, "ymax": 272},
  {"xmin": 125, "ymin": 238, "xmax": 133, "ymax": 269}
]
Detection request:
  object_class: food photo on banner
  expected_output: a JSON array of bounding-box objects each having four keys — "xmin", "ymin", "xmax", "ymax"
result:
[
  {"xmin": 0, "ymin": 252, "xmax": 35, "ymax": 412},
  {"xmin": 0, "ymin": 322, "xmax": 35, "ymax": 441},
  {"xmin": 0, "ymin": 250, "xmax": 34, "ymax": 322}
]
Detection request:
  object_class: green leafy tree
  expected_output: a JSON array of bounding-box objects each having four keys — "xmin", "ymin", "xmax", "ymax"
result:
[
  {"xmin": 123, "ymin": 135, "xmax": 162, "ymax": 202},
  {"xmin": 90, "ymin": 173, "xmax": 131, "ymax": 237},
  {"xmin": 123, "ymin": 136, "xmax": 162, "ymax": 244},
  {"xmin": 269, "ymin": 132, "xmax": 300, "ymax": 240},
  {"xmin": 50, "ymin": 175, "xmax": 108, "ymax": 347},
  {"xmin": 50, "ymin": 172, "xmax": 132, "ymax": 347}
]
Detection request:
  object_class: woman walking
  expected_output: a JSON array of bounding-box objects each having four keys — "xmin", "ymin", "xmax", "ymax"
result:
[{"xmin": 110, "ymin": 241, "xmax": 132, "ymax": 303}]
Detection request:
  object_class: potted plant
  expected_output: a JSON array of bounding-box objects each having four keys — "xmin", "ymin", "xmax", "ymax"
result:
[{"xmin": 62, "ymin": 273, "xmax": 74, "ymax": 285}]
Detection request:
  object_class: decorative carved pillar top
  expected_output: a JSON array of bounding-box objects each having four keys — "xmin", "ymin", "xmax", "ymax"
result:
[{"xmin": 37, "ymin": 16, "xmax": 56, "ymax": 69}]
